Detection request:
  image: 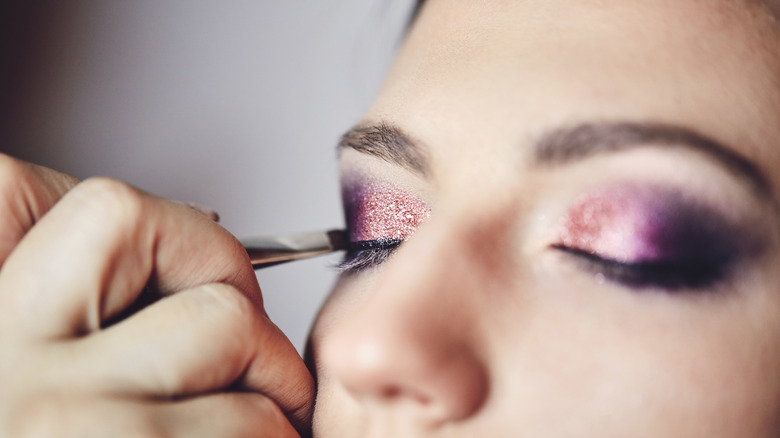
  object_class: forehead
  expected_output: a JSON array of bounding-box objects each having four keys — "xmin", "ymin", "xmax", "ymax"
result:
[{"xmin": 366, "ymin": 0, "xmax": 780, "ymax": 193}]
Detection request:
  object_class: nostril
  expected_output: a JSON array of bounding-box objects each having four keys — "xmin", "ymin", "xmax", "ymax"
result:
[
  {"xmin": 381, "ymin": 386, "xmax": 401, "ymax": 399},
  {"xmin": 379, "ymin": 385, "xmax": 431, "ymax": 405}
]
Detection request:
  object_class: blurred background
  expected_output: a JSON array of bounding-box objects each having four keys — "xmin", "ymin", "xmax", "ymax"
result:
[{"xmin": 1, "ymin": 1, "xmax": 415, "ymax": 352}]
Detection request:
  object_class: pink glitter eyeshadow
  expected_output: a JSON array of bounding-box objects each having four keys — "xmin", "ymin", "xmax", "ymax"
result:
[
  {"xmin": 344, "ymin": 182, "xmax": 431, "ymax": 242},
  {"xmin": 557, "ymin": 187, "xmax": 666, "ymax": 263}
]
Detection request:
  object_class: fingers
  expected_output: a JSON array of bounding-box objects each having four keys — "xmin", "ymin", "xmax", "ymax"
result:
[
  {"xmin": 0, "ymin": 172, "xmax": 315, "ymax": 432},
  {"xmin": 38, "ymin": 283, "xmax": 314, "ymax": 431},
  {"xmin": 0, "ymin": 176, "xmax": 261, "ymax": 339},
  {"xmin": 154, "ymin": 393, "xmax": 300, "ymax": 438},
  {"xmin": 11, "ymin": 393, "xmax": 299, "ymax": 438},
  {"xmin": 0, "ymin": 153, "xmax": 78, "ymax": 267}
]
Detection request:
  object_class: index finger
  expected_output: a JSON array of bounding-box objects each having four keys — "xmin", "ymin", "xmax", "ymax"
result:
[{"xmin": 0, "ymin": 176, "xmax": 262, "ymax": 339}]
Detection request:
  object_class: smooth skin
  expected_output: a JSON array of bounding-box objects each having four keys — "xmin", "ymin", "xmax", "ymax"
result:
[
  {"xmin": 310, "ymin": 0, "xmax": 780, "ymax": 437},
  {"xmin": 0, "ymin": 156, "xmax": 313, "ymax": 437}
]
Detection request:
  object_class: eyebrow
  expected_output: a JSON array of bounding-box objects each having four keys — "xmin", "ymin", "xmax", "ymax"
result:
[
  {"xmin": 338, "ymin": 121, "xmax": 770, "ymax": 198},
  {"xmin": 534, "ymin": 122, "xmax": 771, "ymax": 198},
  {"xmin": 338, "ymin": 123, "xmax": 430, "ymax": 177}
]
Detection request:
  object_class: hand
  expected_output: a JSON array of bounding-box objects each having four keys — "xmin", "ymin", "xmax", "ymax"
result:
[{"xmin": 0, "ymin": 154, "xmax": 314, "ymax": 437}]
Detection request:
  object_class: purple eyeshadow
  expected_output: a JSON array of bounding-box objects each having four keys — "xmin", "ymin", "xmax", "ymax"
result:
[
  {"xmin": 555, "ymin": 185, "xmax": 755, "ymax": 288},
  {"xmin": 558, "ymin": 186, "xmax": 735, "ymax": 263}
]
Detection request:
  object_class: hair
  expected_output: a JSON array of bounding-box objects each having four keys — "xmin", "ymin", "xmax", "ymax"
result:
[{"xmin": 410, "ymin": 0, "xmax": 426, "ymax": 25}]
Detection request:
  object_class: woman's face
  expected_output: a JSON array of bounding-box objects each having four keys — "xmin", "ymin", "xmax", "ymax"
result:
[{"xmin": 309, "ymin": 0, "xmax": 780, "ymax": 436}]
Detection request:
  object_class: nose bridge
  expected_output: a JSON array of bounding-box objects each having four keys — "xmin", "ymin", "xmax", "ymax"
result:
[{"xmin": 321, "ymin": 211, "xmax": 506, "ymax": 424}]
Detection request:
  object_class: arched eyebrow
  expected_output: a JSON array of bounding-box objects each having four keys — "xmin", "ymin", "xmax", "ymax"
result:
[
  {"xmin": 338, "ymin": 123, "xmax": 430, "ymax": 177},
  {"xmin": 534, "ymin": 122, "xmax": 771, "ymax": 199},
  {"xmin": 338, "ymin": 121, "xmax": 771, "ymax": 199}
]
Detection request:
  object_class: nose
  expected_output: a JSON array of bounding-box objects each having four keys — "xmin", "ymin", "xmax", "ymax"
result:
[{"xmin": 319, "ymin": 223, "xmax": 491, "ymax": 425}]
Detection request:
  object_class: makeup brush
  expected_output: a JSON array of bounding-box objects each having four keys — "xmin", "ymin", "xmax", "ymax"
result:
[{"xmin": 241, "ymin": 229, "xmax": 348, "ymax": 269}]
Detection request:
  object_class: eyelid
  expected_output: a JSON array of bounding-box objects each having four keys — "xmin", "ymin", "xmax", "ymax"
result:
[
  {"xmin": 337, "ymin": 173, "xmax": 430, "ymax": 273},
  {"xmin": 551, "ymin": 183, "xmax": 758, "ymax": 291},
  {"xmin": 342, "ymin": 180, "xmax": 431, "ymax": 243},
  {"xmin": 553, "ymin": 245, "xmax": 733, "ymax": 291}
]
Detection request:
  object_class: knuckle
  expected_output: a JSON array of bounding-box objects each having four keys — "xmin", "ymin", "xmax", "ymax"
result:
[
  {"xmin": 0, "ymin": 153, "xmax": 28, "ymax": 188},
  {"xmin": 0, "ymin": 154, "xmax": 34, "ymax": 206},
  {"xmin": 200, "ymin": 284, "xmax": 258, "ymax": 328},
  {"xmin": 69, "ymin": 177, "xmax": 146, "ymax": 229},
  {"xmin": 0, "ymin": 155, "xmax": 77, "ymax": 234}
]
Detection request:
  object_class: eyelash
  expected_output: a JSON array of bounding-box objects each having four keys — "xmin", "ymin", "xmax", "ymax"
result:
[
  {"xmin": 336, "ymin": 238, "xmax": 403, "ymax": 273},
  {"xmin": 335, "ymin": 235, "xmax": 735, "ymax": 291},
  {"xmin": 553, "ymin": 245, "xmax": 732, "ymax": 290}
]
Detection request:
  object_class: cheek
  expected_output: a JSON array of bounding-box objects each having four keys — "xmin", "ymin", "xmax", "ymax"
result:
[{"xmin": 486, "ymin": 290, "xmax": 780, "ymax": 436}]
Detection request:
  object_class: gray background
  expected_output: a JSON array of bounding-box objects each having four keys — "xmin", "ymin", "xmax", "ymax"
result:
[{"xmin": 1, "ymin": 1, "xmax": 414, "ymax": 352}]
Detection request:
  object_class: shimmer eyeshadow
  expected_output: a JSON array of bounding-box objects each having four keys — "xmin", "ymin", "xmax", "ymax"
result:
[
  {"xmin": 556, "ymin": 185, "xmax": 740, "ymax": 267},
  {"xmin": 343, "ymin": 180, "xmax": 431, "ymax": 243}
]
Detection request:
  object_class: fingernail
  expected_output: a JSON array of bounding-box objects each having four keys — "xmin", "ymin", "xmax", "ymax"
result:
[{"xmin": 178, "ymin": 201, "xmax": 220, "ymax": 222}]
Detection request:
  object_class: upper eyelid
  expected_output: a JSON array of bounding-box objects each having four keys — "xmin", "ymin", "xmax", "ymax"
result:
[
  {"xmin": 554, "ymin": 245, "xmax": 733, "ymax": 291},
  {"xmin": 546, "ymin": 181, "xmax": 767, "ymax": 291},
  {"xmin": 341, "ymin": 177, "xmax": 431, "ymax": 243}
]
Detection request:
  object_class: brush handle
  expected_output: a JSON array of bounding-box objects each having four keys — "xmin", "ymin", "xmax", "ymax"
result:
[{"xmin": 241, "ymin": 229, "xmax": 347, "ymax": 269}]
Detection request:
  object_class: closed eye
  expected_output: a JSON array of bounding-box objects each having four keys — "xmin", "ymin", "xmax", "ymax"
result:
[{"xmin": 553, "ymin": 245, "xmax": 733, "ymax": 291}]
